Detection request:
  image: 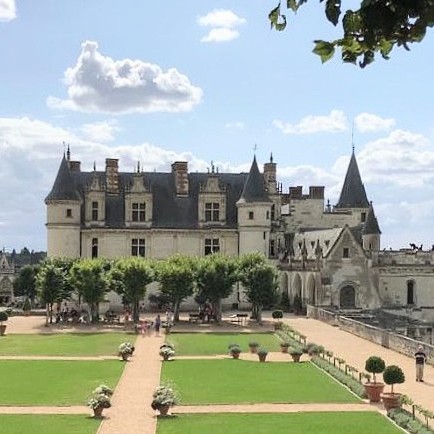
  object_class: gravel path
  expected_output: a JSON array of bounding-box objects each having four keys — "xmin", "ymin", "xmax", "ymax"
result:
[
  {"xmin": 0, "ymin": 355, "xmax": 118, "ymax": 361},
  {"xmin": 0, "ymin": 406, "xmax": 89, "ymax": 415}
]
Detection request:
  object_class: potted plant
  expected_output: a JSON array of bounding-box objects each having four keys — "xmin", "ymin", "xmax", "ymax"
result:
[
  {"xmin": 248, "ymin": 341, "xmax": 259, "ymax": 354},
  {"xmin": 280, "ymin": 341, "xmax": 290, "ymax": 353},
  {"xmin": 272, "ymin": 310, "xmax": 283, "ymax": 330},
  {"xmin": 159, "ymin": 345, "xmax": 175, "ymax": 361},
  {"xmin": 118, "ymin": 342, "xmax": 134, "ymax": 361},
  {"xmin": 229, "ymin": 345, "xmax": 241, "ymax": 359},
  {"xmin": 257, "ymin": 348, "xmax": 268, "ymax": 362},
  {"xmin": 0, "ymin": 311, "xmax": 8, "ymax": 336},
  {"xmin": 289, "ymin": 348, "xmax": 303, "ymax": 362},
  {"xmin": 381, "ymin": 365, "xmax": 405, "ymax": 411},
  {"xmin": 364, "ymin": 356, "xmax": 386, "ymax": 402},
  {"xmin": 151, "ymin": 384, "xmax": 179, "ymax": 416},
  {"xmin": 22, "ymin": 298, "xmax": 31, "ymax": 316},
  {"xmin": 87, "ymin": 385, "xmax": 113, "ymax": 418}
]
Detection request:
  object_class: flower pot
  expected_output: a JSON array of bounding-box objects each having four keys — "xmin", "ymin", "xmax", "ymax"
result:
[
  {"xmin": 93, "ymin": 406, "xmax": 104, "ymax": 418},
  {"xmin": 162, "ymin": 354, "xmax": 170, "ymax": 361},
  {"xmin": 364, "ymin": 382, "xmax": 385, "ymax": 403},
  {"xmin": 291, "ymin": 354, "xmax": 301, "ymax": 363},
  {"xmin": 0, "ymin": 325, "xmax": 6, "ymax": 336},
  {"xmin": 258, "ymin": 354, "xmax": 267, "ymax": 362},
  {"xmin": 280, "ymin": 346, "xmax": 289, "ymax": 354},
  {"xmin": 158, "ymin": 404, "xmax": 170, "ymax": 416},
  {"xmin": 381, "ymin": 393, "xmax": 402, "ymax": 411},
  {"xmin": 231, "ymin": 353, "xmax": 240, "ymax": 359},
  {"xmin": 249, "ymin": 346, "xmax": 258, "ymax": 354},
  {"xmin": 121, "ymin": 354, "xmax": 130, "ymax": 361}
]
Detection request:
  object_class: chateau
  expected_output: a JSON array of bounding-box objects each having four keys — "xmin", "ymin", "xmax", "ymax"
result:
[{"xmin": 45, "ymin": 149, "xmax": 434, "ymax": 316}]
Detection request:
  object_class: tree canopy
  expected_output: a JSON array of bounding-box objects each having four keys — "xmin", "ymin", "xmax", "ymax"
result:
[{"xmin": 269, "ymin": 0, "xmax": 434, "ymax": 67}]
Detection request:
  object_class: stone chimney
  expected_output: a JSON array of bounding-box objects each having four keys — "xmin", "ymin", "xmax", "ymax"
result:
[
  {"xmin": 105, "ymin": 158, "xmax": 119, "ymax": 194},
  {"xmin": 68, "ymin": 161, "xmax": 81, "ymax": 172},
  {"xmin": 171, "ymin": 161, "xmax": 189, "ymax": 196},
  {"xmin": 289, "ymin": 186, "xmax": 303, "ymax": 199},
  {"xmin": 263, "ymin": 158, "xmax": 277, "ymax": 194},
  {"xmin": 309, "ymin": 186, "xmax": 324, "ymax": 199}
]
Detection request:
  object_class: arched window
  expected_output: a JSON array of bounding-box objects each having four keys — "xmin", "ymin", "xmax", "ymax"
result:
[
  {"xmin": 407, "ymin": 281, "xmax": 415, "ymax": 305},
  {"xmin": 340, "ymin": 285, "xmax": 355, "ymax": 308}
]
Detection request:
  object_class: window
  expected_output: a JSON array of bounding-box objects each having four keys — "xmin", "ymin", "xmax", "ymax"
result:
[
  {"xmin": 271, "ymin": 204, "xmax": 275, "ymax": 220},
  {"xmin": 269, "ymin": 240, "xmax": 275, "ymax": 257},
  {"xmin": 205, "ymin": 202, "xmax": 220, "ymax": 222},
  {"xmin": 92, "ymin": 238, "xmax": 98, "ymax": 258},
  {"xmin": 204, "ymin": 238, "xmax": 220, "ymax": 255},
  {"xmin": 361, "ymin": 212, "xmax": 366, "ymax": 223},
  {"xmin": 132, "ymin": 202, "xmax": 146, "ymax": 222},
  {"xmin": 266, "ymin": 211, "xmax": 270, "ymax": 219},
  {"xmin": 248, "ymin": 211, "xmax": 254, "ymax": 220},
  {"xmin": 343, "ymin": 248, "xmax": 349, "ymax": 258},
  {"xmin": 407, "ymin": 281, "xmax": 415, "ymax": 305},
  {"xmin": 131, "ymin": 238, "xmax": 145, "ymax": 257},
  {"xmin": 92, "ymin": 201, "xmax": 98, "ymax": 221},
  {"xmin": 66, "ymin": 208, "xmax": 72, "ymax": 218}
]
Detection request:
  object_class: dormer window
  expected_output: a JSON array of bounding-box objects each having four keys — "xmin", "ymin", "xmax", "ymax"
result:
[
  {"xmin": 92, "ymin": 201, "xmax": 98, "ymax": 221},
  {"xmin": 66, "ymin": 208, "xmax": 72, "ymax": 218},
  {"xmin": 132, "ymin": 202, "xmax": 146, "ymax": 222},
  {"xmin": 248, "ymin": 211, "xmax": 254, "ymax": 220},
  {"xmin": 361, "ymin": 212, "xmax": 366, "ymax": 223},
  {"xmin": 343, "ymin": 247, "xmax": 349, "ymax": 258},
  {"xmin": 205, "ymin": 202, "xmax": 220, "ymax": 222}
]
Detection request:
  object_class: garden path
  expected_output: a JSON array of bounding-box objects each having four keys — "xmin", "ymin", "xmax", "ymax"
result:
[
  {"xmin": 0, "ymin": 355, "xmax": 118, "ymax": 360},
  {"xmin": 0, "ymin": 406, "xmax": 89, "ymax": 415}
]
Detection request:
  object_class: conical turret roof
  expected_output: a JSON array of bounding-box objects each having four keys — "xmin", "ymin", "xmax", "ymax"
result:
[
  {"xmin": 238, "ymin": 156, "xmax": 270, "ymax": 203},
  {"xmin": 45, "ymin": 155, "xmax": 81, "ymax": 202},
  {"xmin": 363, "ymin": 202, "xmax": 381, "ymax": 235},
  {"xmin": 335, "ymin": 151, "xmax": 369, "ymax": 209}
]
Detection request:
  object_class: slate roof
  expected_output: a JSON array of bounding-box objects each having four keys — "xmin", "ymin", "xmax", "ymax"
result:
[
  {"xmin": 48, "ymin": 157, "xmax": 249, "ymax": 229},
  {"xmin": 45, "ymin": 155, "xmax": 81, "ymax": 202},
  {"xmin": 238, "ymin": 156, "xmax": 271, "ymax": 203},
  {"xmin": 363, "ymin": 203, "xmax": 381, "ymax": 235},
  {"xmin": 335, "ymin": 151, "xmax": 370, "ymax": 209}
]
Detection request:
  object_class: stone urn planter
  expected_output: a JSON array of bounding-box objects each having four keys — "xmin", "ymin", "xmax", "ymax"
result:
[
  {"xmin": 93, "ymin": 405, "xmax": 104, "ymax": 418},
  {"xmin": 289, "ymin": 349, "xmax": 302, "ymax": 363},
  {"xmin": 280, "ymin": 343, "xmax": 290, "ymax": 353},
  {"xmin": 257, "ymin": 349, "xmax": 268, "ymax": 362},
  {"xmin": 249, "ymin": 342, "xmax": 259, "ymax": 354},
  {"xmin": 381, "ymin": 365, "xmax": 405, "ymax": 411},
  {"xmin": 364, "ymin": 382, "xmax": 385, "ymax": 403},
  {"xmin": 157, "ymin": 404, "xmax": 170, "ymax": 416},
  {"xmin": 381, "ymin": 393, "xmax": 402, "ymax": 411},
  {"xmin": 0, "ymin": 311, "xmax": 8, "ymax": 336}
]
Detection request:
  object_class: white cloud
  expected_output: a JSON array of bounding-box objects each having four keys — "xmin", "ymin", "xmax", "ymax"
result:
[
  {"xmin": 0, "ymin": 0, "xmax": 16, "ymax": 22},
  {"xmin": 355, "ymin": 112, "xmax": 395, "ymax": 133},
  {"xmin": 198, "ymin": 9, "xmax": 245, "ymax": 43},
  {"xmin": 225, "ymin": 121, "xmax": 244, "ymax": 130},
  {"xmin": 273, "ymin": 110, "xmax": 347, "ymax": 135},
  {"xmin": 47, "ymin": 41, "xmax": 203, "ymax": 114},
  {"xmin": 201, "ymin": 28, "xmax": 240, "ymax": 43},
  {"xmin": 81, "ymin": 120, "xmax": 120, "ymax": 142}
]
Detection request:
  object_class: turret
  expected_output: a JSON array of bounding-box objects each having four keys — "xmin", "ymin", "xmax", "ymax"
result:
[
  {"xmin": 362, "ymin": 202, "xmax": 381, "ymax": 251},
  {"xmin": 45, "ymin": 154, "xmax": 82, "ymax": 258},
  {"xmin": 236, "ymin": 156, "xmax": 272, "ymax": 256}
]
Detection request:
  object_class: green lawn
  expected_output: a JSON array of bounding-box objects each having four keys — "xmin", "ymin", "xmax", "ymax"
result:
[
  {"xmin": 166, "ymin": 333, "xmax": 280, "ymax": 355},
  {"xmin": 0, "ymin": 333, "xmax": 134, "ymax": 356},
  {"xmin": 0, "ymin": 360, "xmax": 124, "ymax": 405},
  {"xmin": 161, "ymin": 360, "xmax": 359, "ymax": 404},
  {"xmin": 0, "ymin": 415, "xmax": 100, "ymax": 434},
  {"xmin": 157, "ymin": 412, "xmax": 402, "ymax": 434}
]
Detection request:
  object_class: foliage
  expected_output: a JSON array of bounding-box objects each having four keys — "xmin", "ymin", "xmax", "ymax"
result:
[
  {"xmin": 160, "ymin": 346, "xmax": 176, "ymax": 359},
  {"xmin": 22, "ymin": 298, "xmax": 31, "ymax": 312},
  {"xmin": 280, "ymin": 290, "xmax": 291, "ymax": 312},
  {"xmin": 238, "ymin": 253, "xmax": 279, "ymax": 324},
  {"xmin": 292, "ymin": 294, "xmax": 302, "ymax": 314},
  {"xmin": 148, "ymin": 292, "xmax": 171, "ymax": 310},
  {"xmin": 87, "ymin": 393, "xmax": 111, "ymax": 410},
  {"xmin": 229, "ymin": 345, "xmax": 241, "ymax": 355},
  {"xmin": 269, "ymin": 0, "xmax": 434, "ymax": 67},
  {"xmin": 312, "ymin": 356, "xmax": 366, "ymax": 399},
  {"xmin": 12, "ymin": 265, "xmax": 39, "ymax": 302},
  {"xmin": 248, "ymin": 341, "xmax": 260, "ymax": 348},
  {"xmin": 388, "ymin": 408, "xmax": 434, "ymax": 434},
  {"xmin": 92, "ymin": 384, "xmax": 113, "ymax": 396},
  {"xmin": 196, "ymin": 254, "xmax": 238, "ymax": 322},
  {"xmin": 161, "ymin": 342, "xmax": 175, "ymax": 351},
  {"xmin": 118, "ymin": 342, "xmax": 134, "ymax": 357},
  {"xmin": 70, "ymin": 259, "xmax": 108, "ymax": 323},
  {"xmin": 257, "ymin": 348, "xmax": 269, "ymax": 356},
  {"xmin": 289, "ymin": 348, "xmax": 303, "ymax": 356},
  {"xmin": 365, "ymin": 356, "xmax": 386, "ymax": 383},
  {"xmin": 0, "ymin": 311, "xmax": 8, "ymax": 324},
  {"xmin": 383, "ymin": 365, "xmax": 405, "ymax": 394},
  {"xmin": 108, "ymin": 257, "xmax": 154, "ymax": 323},
  {"xmin": 280, "ymin": 341, "xmax": 290, "ymax": 348},
  {"xmin": 272, "ymin": 310, "xmax": 283, "ymax": 319},
  {"xmin": 151, "ymin": 383, "xmax": 179, "ymax": 409},
  {"xmin": 154, "ymin": 255, "xmax": 196, "ymax": 322}
]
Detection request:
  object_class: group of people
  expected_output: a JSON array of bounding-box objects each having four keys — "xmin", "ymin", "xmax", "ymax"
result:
[{"xmin": 137, "ymin": 314, "xmax": 162, "ymax": 336}]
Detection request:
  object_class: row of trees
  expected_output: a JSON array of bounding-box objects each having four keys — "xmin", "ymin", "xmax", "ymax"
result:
[{"xmin": 14, "ymin": 253, "xmax": 279, "ymax": 325}]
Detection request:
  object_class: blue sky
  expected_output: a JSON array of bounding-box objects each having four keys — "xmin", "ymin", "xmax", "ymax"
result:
[{"xmin": 1, "ymin": 0, "xmax": 434, "ymax": 251}]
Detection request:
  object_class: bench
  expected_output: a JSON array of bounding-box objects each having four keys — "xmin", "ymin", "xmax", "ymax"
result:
[
  {"xmin": 229, "ymin": 313, "xmax": 248, "ymax": 325},
  {"xmin": 189, "ymin": 313, "xmax": 201, "ymax": 323}
]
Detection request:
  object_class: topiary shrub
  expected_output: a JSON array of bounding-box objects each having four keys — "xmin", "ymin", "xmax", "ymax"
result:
[
  {"xmin": 365, "ymin": 356, "xmax": 386, "ymax": 383},
  {"xmin": 272, "ymin": 310, "xmax": 283, "ymax": 319},
  {"xmin": 383, "ymin": 365, "xmax": 405, "ymax": 394},
  {"xmin": 0, "ymin": 311, "xmax": 8, "ymax": 324}
]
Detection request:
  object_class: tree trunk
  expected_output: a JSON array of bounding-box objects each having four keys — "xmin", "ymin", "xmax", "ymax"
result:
[
  {"xmin": 132, "ymin": 299, "xmax": 140, "ymax": 323},
  {"xmin": 90, "ymin": 303, "xmax": 98, "ymax": 323},
  {"xmin": 251, "ymin": 303, "xmax": 258, "ymax": 320},
  {"xmin": 173, "ymin": 301, "xmax": 181, "ymax": 322},
  {"xmin": 257, "ymin": 305, "xmax": 263, "ymax": 325},
  {"xmin": 212, "ymin": 299, "xmax": 222, "ymax": 322}
]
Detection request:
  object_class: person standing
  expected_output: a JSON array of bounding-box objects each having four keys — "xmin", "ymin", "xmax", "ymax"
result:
[
  {"xmin": 155, "ymin": 314, "xmax": 161, "ymax": 336},
  {"xmin": 415, "ymin": 344, "xmax": 427, "ymax": 382}
]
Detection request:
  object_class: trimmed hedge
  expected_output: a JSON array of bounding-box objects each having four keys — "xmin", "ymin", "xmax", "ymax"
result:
[{"xmin": 388, "ymin": 408, "xmax": 434, "ymax": 434}]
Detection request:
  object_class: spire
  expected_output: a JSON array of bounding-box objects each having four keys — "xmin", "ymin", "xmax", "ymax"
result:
[
  {"xmin": 363, "ymin": 202, "xmax": 381, "ymax": 235},
  {"xmin": 238, "ymin": 156, "xmax": 271, "ymax": 203},
  {"xmin": 335, "ymin": 151, "xmax": 369, "ymax": 209},
  {"xmin": 66, "ymin": 144, "xmax": 70, "ymax": 161},
  {"xmin": 45, "ymin": 155, "xmax": 81, "ymax": 202}
]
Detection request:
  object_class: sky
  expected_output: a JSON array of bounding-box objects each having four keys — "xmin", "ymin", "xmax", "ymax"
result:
[{"xmin": 1, "ymin": 0, "xmax": 434, "ymax": 252}]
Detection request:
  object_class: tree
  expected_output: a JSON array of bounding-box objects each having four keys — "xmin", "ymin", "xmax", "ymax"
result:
[
  {"xmin": 36, "ymin": 261, "xmax": 69, "ymax": 324},
  {"xmin": 154, "ymin": 255, "xmax": 197, "ymax": 322},
  {"xmin": 70, "ymin": 259, "xmax": 108, "ymax": 323},
  {"xmin": 269, "ymin": 1, "xmax": 434, "ymax": 67},
  {"xmin": 108, "ymin": 257, "xmax": 154, "ymax": 323},
  {"xmin": 196, "ymin": 254, "xmax": 238, "ymax": 322},
  {"xmin": 13, "ymin": 265, "xmax": 39, "ymax": 305},
  {"xmin": 238, "ymin": 253, "xmax": 279, "ymax": 325}
]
